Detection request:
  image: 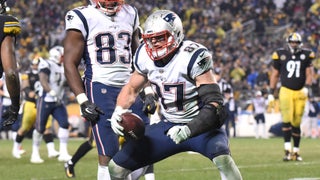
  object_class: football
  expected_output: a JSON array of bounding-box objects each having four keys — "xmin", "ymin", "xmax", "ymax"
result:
[{"xmin": 120, "ymin": 112, "xmax": 145, "ymax": 140}]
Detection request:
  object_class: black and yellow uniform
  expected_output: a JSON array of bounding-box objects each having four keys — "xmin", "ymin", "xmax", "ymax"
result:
[
  {"xmin": 20, "ymin": 71, "xmax": 52, "ymax": 132},
  {"xmin": 271, "ymin": 48, "xmax": 314, "ymax": 127},
  {"xmin": 0, "ymin": 14, "xmax": 21, "ymax": 77}
]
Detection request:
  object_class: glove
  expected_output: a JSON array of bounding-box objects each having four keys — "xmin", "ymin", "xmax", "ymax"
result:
[
  {"xmin": 49, "ymin": 90, "xmax": 58, "ymax": 101},
  {"xmin": 2, "ymin": 105, "xmax": 19, "ymax": 126},
  {"xmin": 142, "ymin": 94, "xmax": 157, "ymax": 115},
  {"xmin": 267, "ymin": 94, "xmax": 275, "ymax": 102},
  {"xmin": 267, "ymin": 88, "xmax": 275, "ymax": 102},
  {"xmin": 110, "ymin": 106, "xmax": 131, "ymax": 136},
  {"xmin": 80, "ymin": 101, "xmax": 105, "ymax": 123},
  {"xmin": 302, "ymin": 85, "xmax": 313, "ymax": 98},
  {"xmin": 166, "ymin": 125, "xmax": 191, "ymax": 144}
]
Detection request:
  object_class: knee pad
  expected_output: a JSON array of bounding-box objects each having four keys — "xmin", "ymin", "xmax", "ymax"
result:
[
  {"xmin": 109, "ymin": 159, "xmax": 132, "ymax": 179},
  {"xmin": 282, "ymin": 122, "xmax": 291, "ymax": 129},
  {"xmin": 291, "ymin": 126, "xmax": 301, "ymax": 135}
]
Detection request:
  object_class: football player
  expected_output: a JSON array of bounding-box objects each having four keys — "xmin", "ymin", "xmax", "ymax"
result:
[
  {"xmin": 63, "ymin": 0, "xmax": 150, "ymax": 179},
  {"xmin": 109, "ymin": 10, "xmax": 242, "ymax": 180},
  {"xmin": 12, "ymin": 58, "xmax": 59, "ymax": 162},
  {"xmin": 0, "ymin": 0, "xmax": 21, "ymax": 127},
  {"xmin": 269, "ymin": 32, "xmax": 315, "ymax": 161},
  {"xmin": 34, "ymin": 46, "xmax": 71, "ymax": 162}
]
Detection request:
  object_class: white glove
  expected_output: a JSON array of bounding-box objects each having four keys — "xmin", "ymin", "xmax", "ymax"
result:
[
  {"xmin": 302, "ymin": 87, "xmax": 308, "ymax": 97},
  {"xmin": 109, "ymin": 106, "xmax": 131, "ymax": 136},
  {"xmin": 267, "ymin": 94, "xmax": 274, "ymax": 102},
  {"xmin": 49, "ymin": 90, "xmax": 58, "ymax": 101},
  {"xmin": 166, "ymin": 125, "xmax": 191, "ymax": 144},
  {"xmin": 49, "ymin": 90, "xmax": 57, "ymax": 97}
]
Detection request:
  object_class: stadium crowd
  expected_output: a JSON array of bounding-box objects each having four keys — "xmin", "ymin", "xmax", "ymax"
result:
[{"xmin": 1, "ymin": 0, "xmax": 320, "ymax": 139}]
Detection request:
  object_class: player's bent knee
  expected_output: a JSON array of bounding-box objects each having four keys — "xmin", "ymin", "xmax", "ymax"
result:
[{"xmin": 109, "ymin": 159, "xmax": 132, "ymax": 179}]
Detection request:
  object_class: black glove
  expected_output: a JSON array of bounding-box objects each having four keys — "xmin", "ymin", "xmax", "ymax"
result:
[
  {"xmin": 142, "ymin": 94, "xmax": 157, "ymax": 115},
  {"xmin": 2, "ymin": 105, "xmax": 19, "ymax": 126},
  {"xmin": 80, "ymin": 101, "xmax": 105, "ymax": 123}
]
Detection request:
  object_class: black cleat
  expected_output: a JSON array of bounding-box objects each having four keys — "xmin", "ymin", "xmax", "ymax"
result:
[
  {"xmin": 292, "ymin": 152, "xmax": 303, "ymax": 161},
  {"xmin": 283, "ymin": 150, "xmax": 292, "ymax": 161},
  {"xmin": 64, "ymin": 161, "xmax": 75, "ymax": 178}
]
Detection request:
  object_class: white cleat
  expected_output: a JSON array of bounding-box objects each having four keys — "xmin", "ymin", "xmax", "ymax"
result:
[
  {"xmin": 12, "ymin": 149, "xmax": 21, "ymax": 159},
  {"xmin": 58, "ymin": 154, "xmax": 72, "ymax": 162},
  {"xmin": 19, "ymin": 149, "xmax": 26, "ymax": 155},
  {"xmin": 30, "ymin": 155, "xmax": 44, "ymax": 164},
  {"xmin": 48, "ymin": 150, "xmax": 60, "ymax": 158}
]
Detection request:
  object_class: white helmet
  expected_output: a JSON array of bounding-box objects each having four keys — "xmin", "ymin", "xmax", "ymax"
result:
[
  {"xmin": 49, "ymin": 46, "xmax": 64, "ymax": 64},
  {"xmin": 286, "ymin": 32, "xmax": 303, "ymax": 54},
  {"xmin": 142, "ymin": 10, "xmax": 184, "ymax": 61}
]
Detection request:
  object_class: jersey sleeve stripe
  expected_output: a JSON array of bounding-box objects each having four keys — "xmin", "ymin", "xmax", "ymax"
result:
[
  {"xmin": 133, "ymin": 6, "xmax": 138, "ymax": 30},
  {"xmin": 187, "ymin": 48, "xmax": 206, "ymax": 79},
  {"xmin": 73, "ymin": 9, "xmax": 89, "ymax": 40},
  {"xmin": 133, "ymin": 44, "xmax": 145, "ymax": 74},
  {"xmin": 4, "ymin": 21, "xmax": 21, "ymax": 35}
]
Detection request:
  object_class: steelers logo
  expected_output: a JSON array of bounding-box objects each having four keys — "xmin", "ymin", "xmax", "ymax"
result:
[
  {"xmin": 280, "ymin": 55, "xmax": 286, "ymax": 60},
  {"xmin": 300, "ymin": 54, "xmax": 306, "ymax": 60}
]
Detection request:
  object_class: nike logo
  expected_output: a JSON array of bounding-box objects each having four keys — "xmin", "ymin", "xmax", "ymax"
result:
[
  {"xmin": 85, "ymin": 108, "xmax": 93, "ymax": 114},
  {"xmin": 199, "ymin": 51, "xmax": 205, "ymax": 58}
]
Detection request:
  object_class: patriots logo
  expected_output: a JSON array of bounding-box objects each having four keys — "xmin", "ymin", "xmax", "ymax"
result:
[
  {"xmin": 163, "ymin": 13, "xmax": 176, "ymax": 26},
  {"xmin": 67, "ymin": 14, "xmax": 74, "ymax": 21},
  {"xmin": 197, "ymin": 57, "xmax": 208, "ymax": 68}
]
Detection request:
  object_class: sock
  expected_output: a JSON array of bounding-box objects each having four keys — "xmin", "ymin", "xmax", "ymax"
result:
[
  {"xmin": 284, "ymin": 142, "xmax": 291, "ymax": 151},
  {"xmin": 71, "ymin": 140, "xmax": 93, "ymax": 165},
  {"xmin": 129, "ymin": 166, "xmax": 146, "ymax": 180},
  {"xmin": 32, "ymin": 130, "xmax": 43, "ymax": 157},
  {"xmin": 98, "ymin": 164, "xmax": 111, "ymax": 180},
  {"xmin": 213, "ymin": 155, "xmax": 243, "ymax": 180},
  {"xmin": 12, "ymin": 131, "xmax": 17, "ymax": 141},
  {"xmin": 58, "ymin": 127, "xmax": 69, "ymax": 155},
  {"xmin": 144, "ymin": 165, "xmax": 155, "ymax": 180},
  {"xmin": 144, "ymin": 173, "xmax": 155, "ymax": 180}
]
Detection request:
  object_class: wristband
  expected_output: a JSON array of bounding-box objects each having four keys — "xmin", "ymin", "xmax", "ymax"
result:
[
  {"xmin": 114, "ymin": 106, "xmax": 124, "ymax": 113},
  {"xmin": 76, "ymin": 93, "xmax": 88, "ymax": 105},
  {"xmin": 269, "ymin": 88, "xmax": 274, "ymax": 95},
  {"xmin": 144, "ymin": 86, "xmax": 154, "ymax": 95}
]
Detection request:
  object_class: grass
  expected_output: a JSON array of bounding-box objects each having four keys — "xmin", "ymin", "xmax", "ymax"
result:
[{"xmin": 0, "ymin": 137, "xmax": 320, "ymax": 180}]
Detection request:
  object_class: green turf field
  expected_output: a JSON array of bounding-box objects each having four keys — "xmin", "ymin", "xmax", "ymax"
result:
[{"xmin": 0, "ymin": 137, "xmax": 319, "ymax": 180}]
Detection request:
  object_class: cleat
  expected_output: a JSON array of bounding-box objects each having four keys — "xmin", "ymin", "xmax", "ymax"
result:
[
  {"xmin": 58, "ymin": 154, "xmax": 72, "ymax": 162},
  {"xmin": 12, "ymin": 149, "xmax": 21, "ymax": 159},
  {"xmin": 283, "ymin": 150, "xmax": 292, "ymax": 161},
  {"xmin": 48, "ymin": 150, "xmax": 60, "ymax": 158},
  {"xmin": 64, "ymin": 161, "xmax": 75, "ymax": 178},
  {"xmin": 292, "ymin": 152, "xmax": 303, "ymax": 161},
  {"xmin": 19, "ymin": 146, "xmax": 26, "ymax": 155},
  {"xmin": 30, "ymin": 155, "xmax": 44, "ymax": 164}
]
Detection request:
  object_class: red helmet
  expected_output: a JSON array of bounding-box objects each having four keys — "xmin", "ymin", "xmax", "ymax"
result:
[{"xmin": 91, "ymin": 0, "xmax": 124, "ymax": 16}]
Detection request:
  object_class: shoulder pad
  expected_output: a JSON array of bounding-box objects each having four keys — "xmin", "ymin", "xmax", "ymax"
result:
[
  {"xmin": 3, "ymin": 15, "xmax": 21, "ymax": 35},
  {"xmin": 271, "ymin": 51, "xmax": 279, "ymax": 60}
]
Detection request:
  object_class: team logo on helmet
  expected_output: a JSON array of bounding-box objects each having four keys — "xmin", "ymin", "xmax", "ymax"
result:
[{"xmin": 163, "ymin": 13, "xmax": 176, "ymax": 26}]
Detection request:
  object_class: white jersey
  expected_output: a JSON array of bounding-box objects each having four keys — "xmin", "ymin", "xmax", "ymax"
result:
[
  {"xmin": 65, "ymin": 4, "xmax": 139, "ymax": 87},
  {"xmin": 134, "ymin": 40, "xmax": 213, "ymax": 123},
  {"xmin": 38, "ymin": 59, "xmax": 66, "ymax": 102},
  {"xmin": 252, "ymin": 97, "xmax": 267, "ymax": 114}
]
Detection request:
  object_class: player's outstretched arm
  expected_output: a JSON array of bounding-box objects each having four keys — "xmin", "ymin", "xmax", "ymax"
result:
[
  {"xmin": 110, "ymin": 71, "xmax": 147, "ymax": 135},
  {"xmin": 1, "ymin": 36, "xmax": 20, "ymax": 126}
]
